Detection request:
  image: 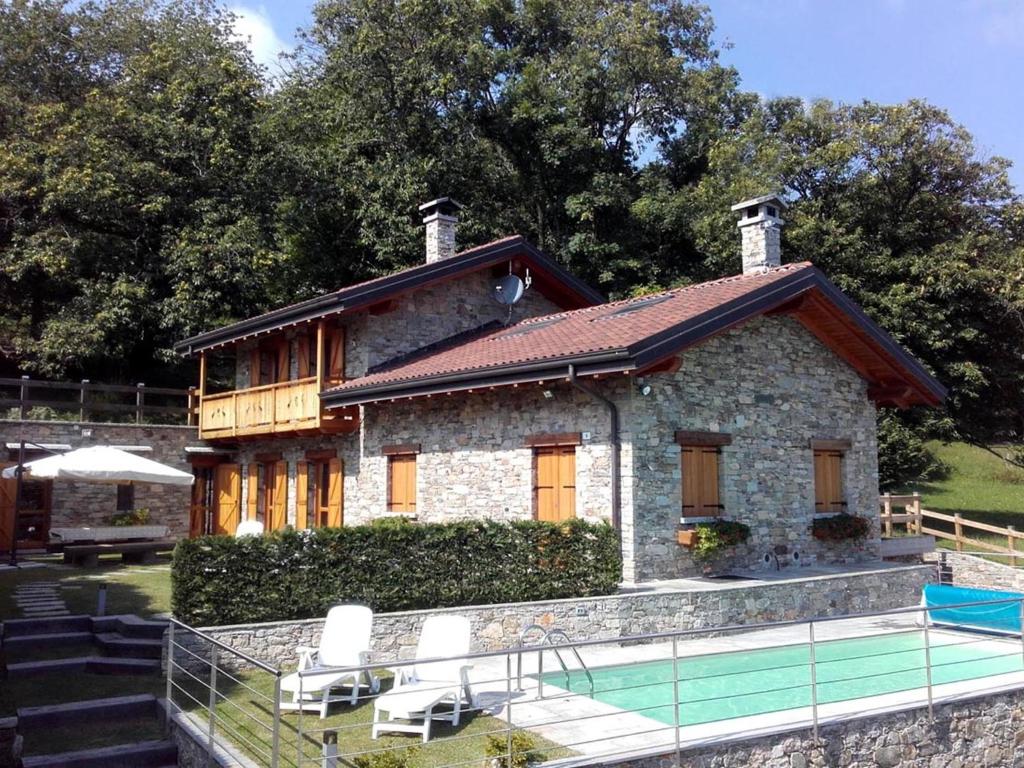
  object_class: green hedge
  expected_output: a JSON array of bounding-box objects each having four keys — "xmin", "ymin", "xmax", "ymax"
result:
[{"xmin": 171, "ymin": 519, "xmax": 622, "ymax": 626}]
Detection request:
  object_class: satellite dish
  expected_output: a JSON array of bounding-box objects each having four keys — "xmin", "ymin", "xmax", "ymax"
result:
[{"xmin": 493, "ymin": 274, "xmax": 525, "ymax": 306}]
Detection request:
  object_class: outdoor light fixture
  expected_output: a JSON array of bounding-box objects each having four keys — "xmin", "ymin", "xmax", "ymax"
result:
[
  {"xmin": 639, "ymin": 383, "xmax": 653, "ymax": 396},
  {"xmin": 542, "ymin": 389, "xmax": 554, "ymax": 399}
]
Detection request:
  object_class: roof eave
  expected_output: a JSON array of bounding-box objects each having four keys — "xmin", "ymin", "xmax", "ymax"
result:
[{"xmin": 173, "ymin": 237, "xmax": 604, "ymax": 356}]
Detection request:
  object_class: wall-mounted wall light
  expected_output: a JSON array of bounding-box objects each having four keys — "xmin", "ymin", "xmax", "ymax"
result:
[{"xmin": 542, "ymin": 389, "xmax": 554, "ymax": 400}]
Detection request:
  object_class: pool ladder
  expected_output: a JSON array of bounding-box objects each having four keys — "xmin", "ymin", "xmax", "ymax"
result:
[{"xmin": 515, "ymin": 623, "xmax": 595, "ymax": 699}]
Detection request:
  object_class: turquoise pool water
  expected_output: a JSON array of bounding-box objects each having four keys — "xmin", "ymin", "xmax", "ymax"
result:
[{"xmin": 541, "ymin": 631, "xmax": 1023, "ymax": 726}]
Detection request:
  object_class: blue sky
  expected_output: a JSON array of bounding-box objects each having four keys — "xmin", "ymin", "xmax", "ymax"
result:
[{"xmin": 230, "ymin": 0, "xmax": 1024, "ymax": 191}]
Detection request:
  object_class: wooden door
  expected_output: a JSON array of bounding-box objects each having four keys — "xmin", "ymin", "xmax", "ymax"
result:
[
  {"xmin": 213, "ymin": 464, "xmax": 242, "ymax": 535},
  {"xmin": 190, "ymin": 469, "xmax": 210, "ymax": 537},
  {"xmin": 326, "ymin": 458, "xmax": 343, "ymax": 527},
  {"xmin": 534, "ymin": 445, "xmax": 576, "ymax": 522},
  {"xmin": 268, "ymin": 460, "xmax": 287, "ymax": 530}
]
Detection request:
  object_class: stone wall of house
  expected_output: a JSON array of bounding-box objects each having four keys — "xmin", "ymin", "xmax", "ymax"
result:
[
  {"xmin": 613, "ymin": 690, "xmax": 1024, "ymax": 768},
  {"xmin": 348, "ymin": 381, "xmax": 624, "ymax": 525},
  {"xmin": 179, "ymin": 564, "xmax": 933, "ymax": 672},
  {"xmin": 627, "ymin": 316, "xmax": 880, "ymax": 581},
  {"xmin": 0, "ymin": 420, "xmax": 202, "ymax": 539}
]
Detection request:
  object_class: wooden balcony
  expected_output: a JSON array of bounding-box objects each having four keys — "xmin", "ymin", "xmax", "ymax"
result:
[{"xmin": 198, "ymin": 377, "xmax": 357, "ymax": 441}]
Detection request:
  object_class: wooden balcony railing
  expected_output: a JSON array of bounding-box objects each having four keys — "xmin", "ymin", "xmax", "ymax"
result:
[{"xmin": 199, "ymin": 378, "xmax": 323, "ymax": 439}]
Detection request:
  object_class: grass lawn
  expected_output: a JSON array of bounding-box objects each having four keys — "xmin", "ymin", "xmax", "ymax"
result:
[
  {"xmin": 901, "ymin": 441, "xmax": 1024, "ymax": 524},
  {"xmin": 172, "ymin": 669, "xmax": 571, "ymax": 768},
  {"xmin": 0, "ymin": 552, "xmax": 173, "ymax": 620}
]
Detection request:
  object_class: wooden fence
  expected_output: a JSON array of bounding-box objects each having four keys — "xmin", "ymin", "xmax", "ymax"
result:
[
  {"xmin": 880, "ymin": 492, "xmax": 1024, "ymax": 566},
  {"xmin": 0, "ymin": 376, "xmax": 196, "ymax": 426}
]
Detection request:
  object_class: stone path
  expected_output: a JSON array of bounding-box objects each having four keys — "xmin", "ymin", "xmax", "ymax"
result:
[{"xmin": 12, "ymin": 582, "xmax": 70, "ymax": 618}]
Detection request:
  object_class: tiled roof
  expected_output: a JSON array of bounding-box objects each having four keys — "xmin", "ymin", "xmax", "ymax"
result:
[{"xmin": 326, "ymin": 263, "xmax": 815, "ymax": 394}]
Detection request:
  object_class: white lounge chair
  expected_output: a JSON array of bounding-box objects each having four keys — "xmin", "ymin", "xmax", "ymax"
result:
[
  {"xmin": 371, "ymin": 615, "xmax": 473, "ymax": 743},
  {"xmin": 280, "ymin": 605, "xmax": 379, "ymax": 717}
]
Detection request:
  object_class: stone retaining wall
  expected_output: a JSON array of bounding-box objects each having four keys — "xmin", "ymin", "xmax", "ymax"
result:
[
  {"xmin": 179, "ymin": 564, "xmax": 934, "ymax": 673},
  {"xmin": 609, "ymin": 689, "xmax": 1024, "ymax": 768},
  {"xmin": 937, "ymin": 551, "xmax": 1024, "ymax": 592}
]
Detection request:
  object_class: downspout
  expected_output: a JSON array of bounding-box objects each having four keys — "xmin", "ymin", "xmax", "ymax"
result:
[{"xmin": 567, "ymin": 364, "xmax": 621, "ymax": 531}]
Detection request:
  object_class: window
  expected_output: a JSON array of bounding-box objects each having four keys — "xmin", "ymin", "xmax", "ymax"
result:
[
  {"xmin": 248, "ymin": 458, "xmax": 286, "ymax": 529},
  {"xmin": 676, "ymin": 431, "xmax": 730, "ymax": 520},
  {"xmin": 813, "ymin": 449, "xmax": 845, "ymax": 514},
  {"xmin": 251, "ymin": 338, "xmax": 289, "ymax": 386},
  {"xmin": 533, "ymin": 444, "xmax": 576, "ymax": 522},
  {"xmin": 387, "ymin": 453, "xmax": 417, "ymax": 513},
  {"xmin": 680, "ymin": 446, "xmax": 722, "ymax": 517},
  {"xmin": 299, "ymin": 456, "xmax": 342, "ymax": 528},
  {"xmin": 116, "ymin": 484, "xmax": 135, "ymax": 512}
]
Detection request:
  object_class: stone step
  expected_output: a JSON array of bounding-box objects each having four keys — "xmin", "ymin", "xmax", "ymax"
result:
[
  {"xmin": 1, "ymin": 631, "xmax": 93, "ymax": 651},
  {"xmin": 17, "ymin": 694, "xmax": 158, "ymax": 730},
  {"xmin": 5, "ymin": 656, "xmax": 161, "ymax": 678},
  {"xmin": 21, "ymin": 739, "xmax": 176, "ymax": 768},
  {"xmin": 92, "ymin": 615, "xmax": 169, "ymax": 640},
  {"xmin": 94, "ymin": 633, "xmax": 164, "ymax": 659},
  {"xmin": 2, "ymin": 615, "xmax": 91, "ymax": 637}
]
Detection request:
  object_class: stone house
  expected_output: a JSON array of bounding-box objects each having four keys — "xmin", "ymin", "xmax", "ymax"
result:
[{"xmin": 174, "ymin": 195, "xmax": 944, "ymax": 581}]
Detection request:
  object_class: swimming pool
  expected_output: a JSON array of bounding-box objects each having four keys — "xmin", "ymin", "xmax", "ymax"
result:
[{"xmin": 541, "ymin": 630, "xmax": 1024, "ymax": 726}]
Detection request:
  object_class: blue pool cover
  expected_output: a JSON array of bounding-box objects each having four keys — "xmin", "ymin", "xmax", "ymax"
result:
[{"xmin": 924, "ymin": 584, "xmax": 1024, "ymax": 634}]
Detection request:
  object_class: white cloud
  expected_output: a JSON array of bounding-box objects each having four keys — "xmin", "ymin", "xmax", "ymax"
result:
[{"xmin": 229, "ymin": 5, "xmax": 290, "ymax": 72}]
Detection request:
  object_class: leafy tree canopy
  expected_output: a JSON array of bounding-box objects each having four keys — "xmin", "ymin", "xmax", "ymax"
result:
[{"xmin": 1, "ymin": 0, "xmax": 1023, "ymax": 478}]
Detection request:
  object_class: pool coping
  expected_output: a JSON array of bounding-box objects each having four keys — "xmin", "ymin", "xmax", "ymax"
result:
[{"xmin": 466, "ymin": 617, "xmax": 1024, "ymax": 765}]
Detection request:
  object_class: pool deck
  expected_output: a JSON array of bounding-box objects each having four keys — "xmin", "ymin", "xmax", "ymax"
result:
[
  {"xmin": 466, "ymin": 614, "xmax": 1024, "ymax": 765},
  {"xmin": 623, "ymin": 559, "xmax": 919, "ymax": 594}
]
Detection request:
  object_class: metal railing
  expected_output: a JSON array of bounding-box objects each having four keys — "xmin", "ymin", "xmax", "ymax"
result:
[{"xmin": 167, "ymin": 596, "xmax": 1024, "ymax": 768}]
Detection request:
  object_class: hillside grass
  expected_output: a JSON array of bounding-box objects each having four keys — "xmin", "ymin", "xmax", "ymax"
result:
[{"xmin": 899, "ymin": 442, "xmax": 1024, "ymax": 527}]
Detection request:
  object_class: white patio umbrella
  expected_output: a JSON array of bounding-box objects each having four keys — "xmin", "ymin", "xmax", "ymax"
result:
[{"xmin": 1, "ymin": 445, "xmax": 194, "ymax": 486}]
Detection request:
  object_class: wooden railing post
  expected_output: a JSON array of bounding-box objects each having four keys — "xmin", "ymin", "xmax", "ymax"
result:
[
  {"xmin": 1009, "ymin": 526, "xmax": 1018, "ymax": 567},
  {"xmin": 912, "ymin": 493, "xmax": 923, "ymax": 535},
  {"xmin": 135, "ymin": 383, "xmax": 145, "ymax": 424},
  {"xmin": 954, "ymin": 513, "xmax": 964, "ymax": 552},
  {"xmin": 187, "ymin": 386, "xmax": 197, "ymax": 427},
  {"xmin": 882, "ymin": 493, "xmax": 893, "ymax": 537},
  {"xmin": 79, "ymin": 379, "xmax": 90, "ymax": 422},
  {"xmin": 19, "ymin": 375, "xmax": 29, "ymax": 419}
]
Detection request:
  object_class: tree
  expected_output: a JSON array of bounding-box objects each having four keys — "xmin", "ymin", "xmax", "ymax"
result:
[
  {"xmin": 667, "ymin": 98, "xmax": 1024, "ymax": 468},
  {"xmin": 0, "ymin": 0, "xmax": 275, "ymax": 382},
  {"xmin": 266, "ymin": 0, "xmax": 738, "ymax": 298}
]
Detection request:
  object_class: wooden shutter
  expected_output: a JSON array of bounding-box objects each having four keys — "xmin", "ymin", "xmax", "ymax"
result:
[
  {"xmin": 296, "ymin": 336, "xmax": 311, "ymax": 379},
  {"xmin": 681, "ymin": 446, "xmax": 721, "ymax": 517},
  {"xmin": 214, "ymin": 464, "xmax": 241, "ymax": 535},
  {"xmin": 246, "ymin": 463, "xmax": 258, "ymax": 521},
  {"xmin": 327, "ymin": 329, "xmax": 345, "ymax": 383},
  {"xmin": 271, "ymin": 460, "xmax": 288, "ymax": 530},
  {"xmin": 327, "ymin": 458, "xmax": 343, "ymax": 527},
  {"xmin": 296, "ymin": 460, "xmax": 308, "ymax": 530},
  {"xmin": 534, "ymin": 445, "xmax": 575, "ymax": 522},
  {"xmin": 814, "ymin": 450, "xmax": 844, "ymax": 513},
  {"xmin": 388, "ymin": 454, "xmax": 416, "ymax": 513},
  {"xmin": 275, "ymin": 340, "xmax": 290, "ymax": 383},
  {"xmin": 0, "ymin": 463, "xmax": 15, "ymax": 554},
  {"xmin": 249, "ymin": 349, "xmax": 262, "ymax": 387},
  {"xmin": 190, "ymin": 472, "xmax": 208, "ymax": 537}
]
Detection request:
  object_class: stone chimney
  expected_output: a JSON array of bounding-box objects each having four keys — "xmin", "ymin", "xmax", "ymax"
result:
[
  {"xmin": 730, "ymin": 194, "xmax": 787, "ymax": 274},
  {"xmin": 419, "ymin": 197, "xmax": 463, "ymax": 263}
]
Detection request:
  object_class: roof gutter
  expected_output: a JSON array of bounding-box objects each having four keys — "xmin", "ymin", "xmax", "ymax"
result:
[{"xmin": 568, "ymin": 364, "xmax": 621, "ymax": 532}]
